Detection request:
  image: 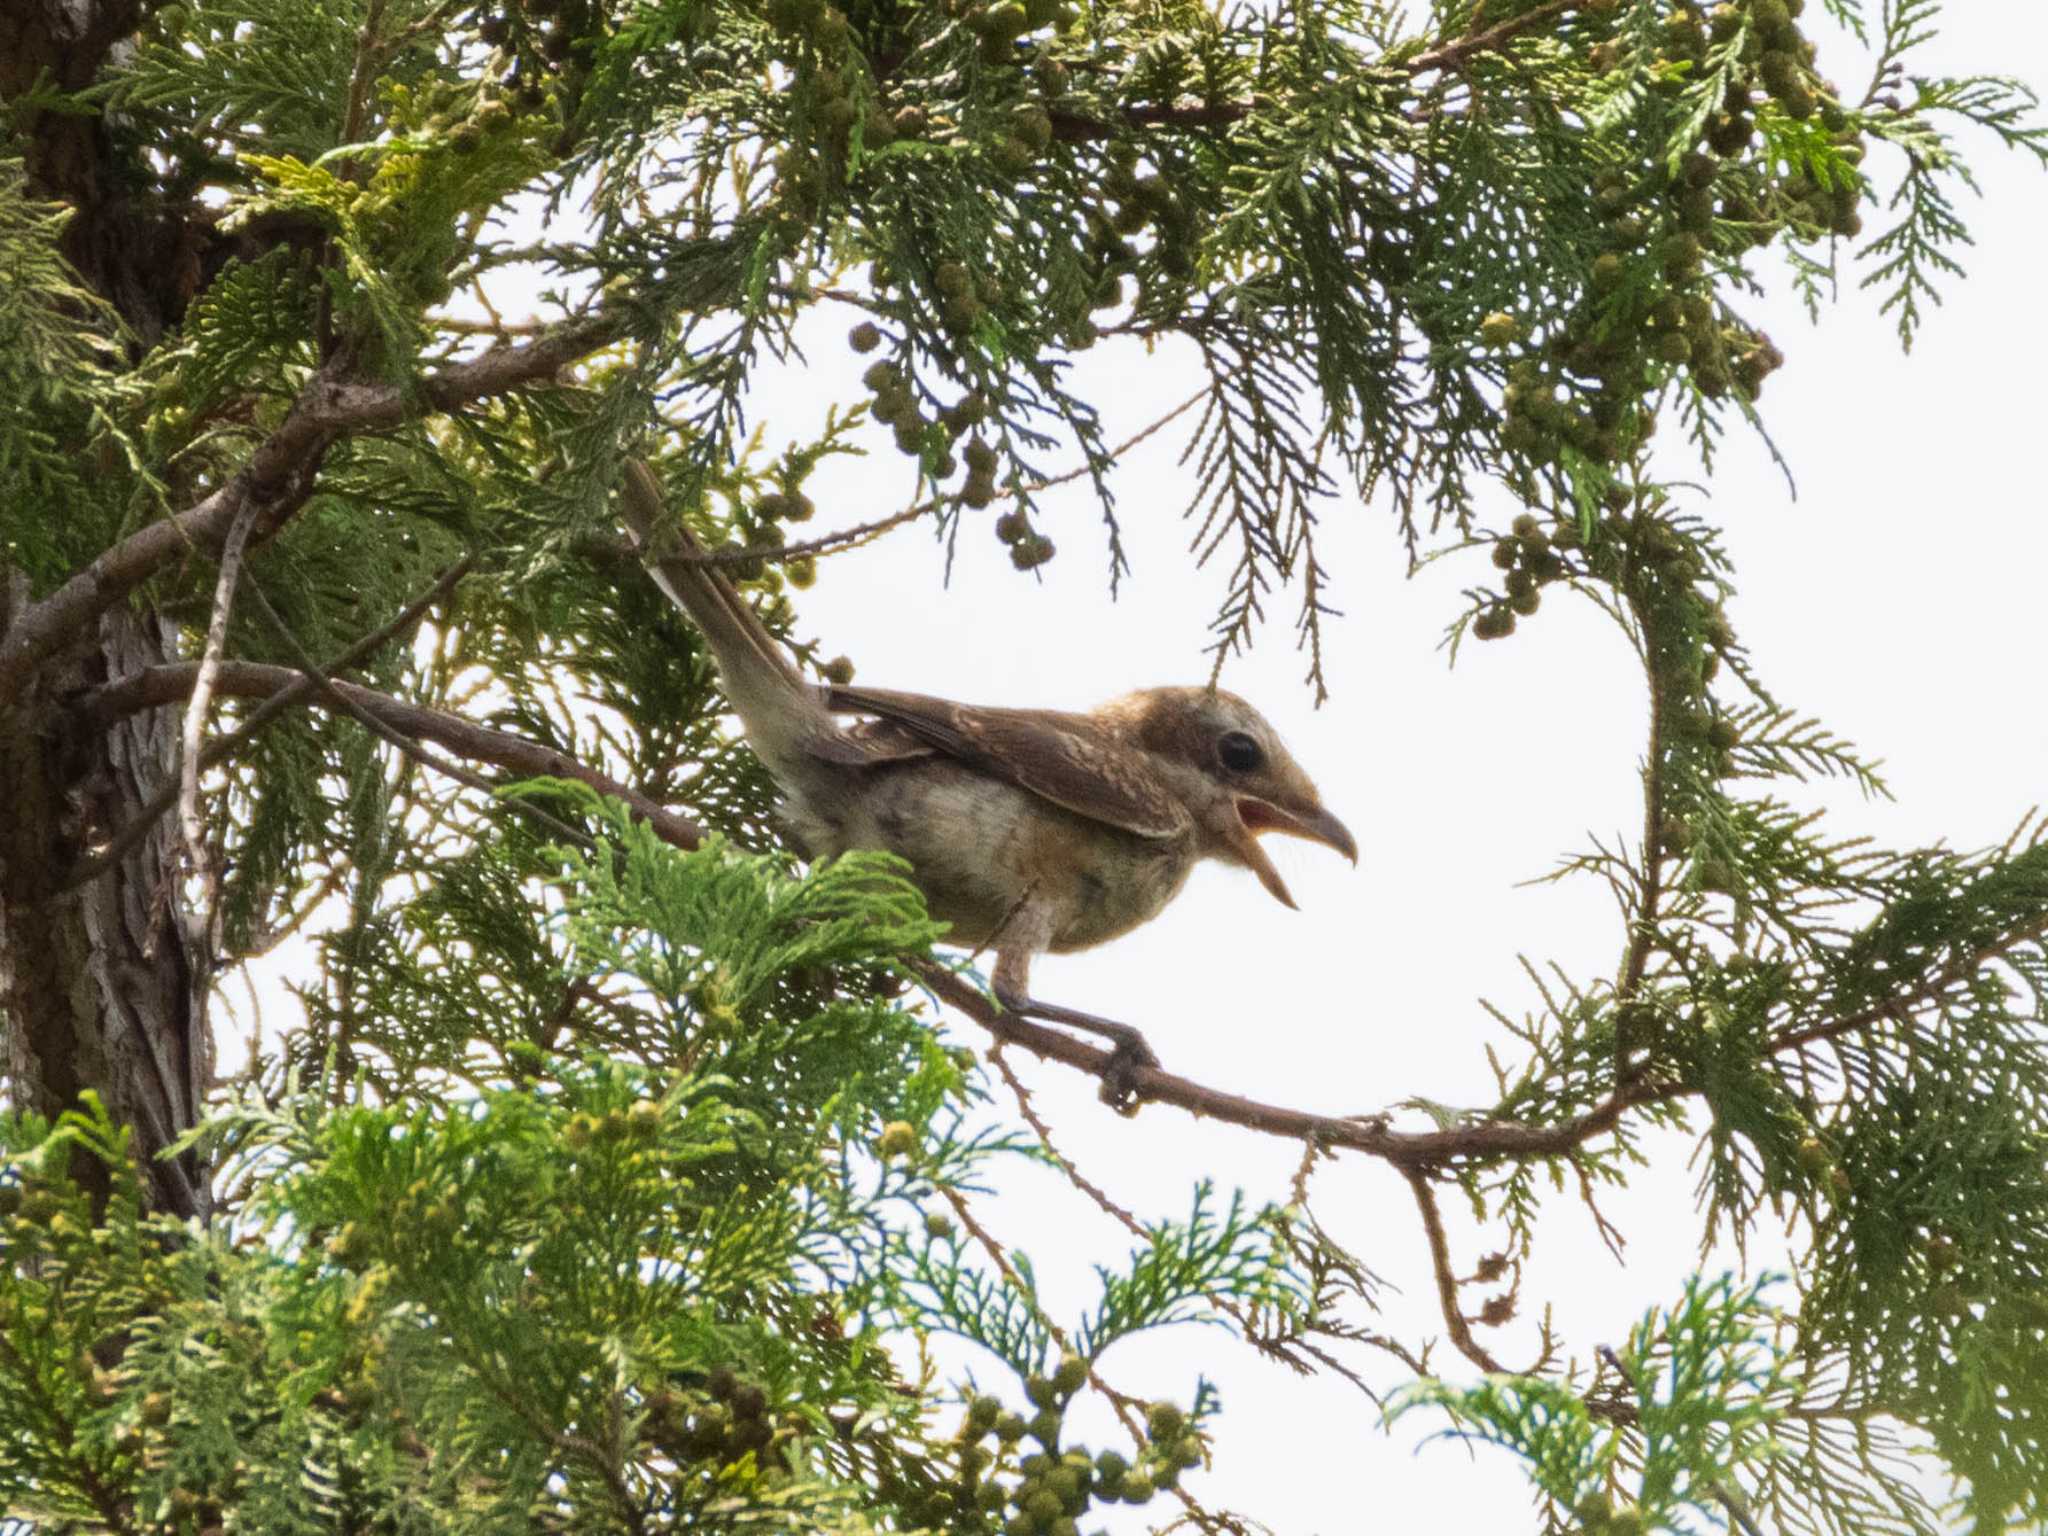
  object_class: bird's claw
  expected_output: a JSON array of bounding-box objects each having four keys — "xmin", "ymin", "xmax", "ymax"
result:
[
  {"xmin": 1098, "ymin": 1035, "xmax": 1161, "ymax": 1114},
  {"xmin": 990, "ymin": 984, "xmax": 1160, "ymax": 1112}
]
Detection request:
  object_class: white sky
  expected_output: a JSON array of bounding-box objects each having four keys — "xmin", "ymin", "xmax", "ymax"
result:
[{"xmin": 235, "ymin": 7, "xmax": 2048, "ymax": 1529}]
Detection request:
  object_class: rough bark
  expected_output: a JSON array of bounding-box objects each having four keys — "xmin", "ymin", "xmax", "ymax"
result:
[
  {"xmin": 0, "ymin": 587, "xmax": 210, "ymax": 1218},
  {"xmin": 0, "ymin": 0, "xmax": 214, "ymax": 1218},
  {"xmin": 2, "ymin": 0, "xmax": 203, "ymax": 343}
]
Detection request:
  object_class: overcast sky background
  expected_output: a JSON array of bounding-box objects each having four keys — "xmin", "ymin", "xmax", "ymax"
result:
[{"xmin": 236, "ymin": 7, "xmax": 2048, "ymax": 1529}]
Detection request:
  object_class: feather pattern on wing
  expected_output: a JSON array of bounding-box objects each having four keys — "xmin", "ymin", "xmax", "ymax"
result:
[{"xmin": 824, "ymin": 685, "xmax": 1192, "ymax": 841}]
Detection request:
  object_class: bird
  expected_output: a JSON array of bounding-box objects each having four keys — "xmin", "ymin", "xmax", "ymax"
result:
[{"xmin": 617, "ymin": 459, "xmax": 1356, "ymax": 1106}]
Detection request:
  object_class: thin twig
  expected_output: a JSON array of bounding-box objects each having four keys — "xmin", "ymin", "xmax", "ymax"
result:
[
  {"xmin": 82, "ymin": 661, "xmax": 691, "ymax": 852},
  {"xmin": 1615, "ymin": 569, "xmax": 1669, "ymax": 1082},
  {"xmin": 447, "ymin": 1328, "xmax": 650, "ymax": 1536},
  {"xmin": 931, "ymin": 1181, "xmax": 1162, "ymax": 1475},
  {"xmin": 990, "ymin": 1045, "xmax": 1367, "ymax": 1403},
  {"xmin": 551, "ymin": 1430, "xmax": 648, "ymax": 1536},
  {"xmin": 379, "ymin": 0, "xmax": 469, "ymax": 58},
  {"xmin": 653, "ymin": 387, "xmax": 1211, "ymax": 571},
  {"xmin": 341, "ymin": 0, "xmax": 390, "ymax": 149},
  {"xmin": 932, "ymin": 1181, "xmax": 1082, "ymax": 1367},
  {"xmin": 1407, "ymin": 0, "xmax": 1579, "ymax": 75},
  {"xmin": 62, "ymin": 556, "xmax": 473, "ymax": 893},
  {"xmin": 988, "ymin": 1048, "xmax": 1148, "ymax": 1239},
  {"xmin": 434, "ymin": 315, "xmax": 550, "ymax": 337},
  {"xmin": 1713, "ymin": 1482, "xmax": 1771, "ymax": 1536},
  {"xmin": 1768, "ymin": 908, "xmax": 2048, "ymax": 1056},
  {"xmin": 238, "ymin": 579, "xmax": 593, "ymax": 851},
  {"xmin": 1404, "ymin": 1170, "xmax": 1507, "ymax": 1376},
  {"xmin": 1594, "ymin": 1345, "xmax": 1773, "ymax": 1536}
]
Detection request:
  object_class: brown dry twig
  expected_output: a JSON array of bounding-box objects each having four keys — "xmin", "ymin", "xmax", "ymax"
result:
[
  {"xmin": 1408, "ymin": 0, "xmax": 1580, "ymax": 76},
  {"xmin": 79, "ymin": 661, "xmax": 697, "ymax": 852},
  {"xmin": 1404, "ymin": 1169, "xmax": 1509, "ymax": 1377},
  {"xmin": 658, "ymin": 386, "xmax": 1211, "ymax": 572},
  {"xmin": 61, "ymin": 556, "xmax": 475, "ymax": 893}
]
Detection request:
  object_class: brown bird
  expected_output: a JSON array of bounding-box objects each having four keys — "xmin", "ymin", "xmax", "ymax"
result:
[{"xmin": 618, "ymin": 460, "xmax": 1356, "ymax": 1105}]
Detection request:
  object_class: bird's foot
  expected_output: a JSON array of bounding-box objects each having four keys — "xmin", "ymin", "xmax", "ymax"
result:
[
  {"xmin": 1097, "ymin": 1034, "xmax": 1161, "ymax": 1114},
  {"xmin": 992, "ymin": 985, "xmax": 1161, "ymax": 1113}
]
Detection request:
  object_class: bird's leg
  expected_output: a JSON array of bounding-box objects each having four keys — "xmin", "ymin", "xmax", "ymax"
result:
[{"xmin": 991, "ymin": 946, "xmax": 1159, "ymax": 1113}]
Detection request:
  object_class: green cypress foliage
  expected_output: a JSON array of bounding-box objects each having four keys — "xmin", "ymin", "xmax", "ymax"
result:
[{"xmin": 2, "ymin": 0, "xmax": 2045, "ymax": 1531}]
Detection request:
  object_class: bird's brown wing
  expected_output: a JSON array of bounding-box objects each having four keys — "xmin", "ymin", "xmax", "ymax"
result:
[
  {"xmin": 823, "ymin": 686, "xmax": 1191, "ymax": 840},
  {"xmin": 808, "ymin": 713, "xmax": 941, "ymax": 768}
]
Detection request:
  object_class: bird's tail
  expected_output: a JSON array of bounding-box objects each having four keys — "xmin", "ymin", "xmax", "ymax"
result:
[{"xmin": 618, "ymin": 459, "xmax": 838, "ymax": 780}]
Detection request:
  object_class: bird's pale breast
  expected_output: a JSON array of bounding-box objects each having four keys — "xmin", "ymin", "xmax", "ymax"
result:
[{"xmin": 783, "ymin": 758, "xmax": 1198, "ymax": 954}]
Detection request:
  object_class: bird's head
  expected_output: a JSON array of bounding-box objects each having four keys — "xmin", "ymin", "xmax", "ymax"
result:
[{"xmin": 1115, "ymin": 686, "xmax": 1357, "ymax": 908}]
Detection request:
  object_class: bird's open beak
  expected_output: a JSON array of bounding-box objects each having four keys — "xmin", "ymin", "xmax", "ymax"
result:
[{"xmin": 1231, "ymin": 798, "xmax": 1359, "ymax": 910}]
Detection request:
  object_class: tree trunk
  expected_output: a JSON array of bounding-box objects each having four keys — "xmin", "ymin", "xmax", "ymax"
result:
[
  {"xmin": 2, "ymin": 0, "xmax": 214, "ymax": 1218},
  {"xmin": 0, "ymin": 582, "xmax": 211, "ymax": 1220}
]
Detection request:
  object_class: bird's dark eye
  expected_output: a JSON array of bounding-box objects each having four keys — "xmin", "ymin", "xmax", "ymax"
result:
[{"xmin": 1216, "ymin": 731, "xmax": 1263, "ymax": 774}]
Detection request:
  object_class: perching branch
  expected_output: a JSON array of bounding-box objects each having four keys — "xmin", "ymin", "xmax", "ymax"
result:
[
  {"xmin": 75, "ymin": 667, "xmax": 2048, "ymax": 1181},
  {"xmin": 913, "ymin": 962, "xmax": 1673, "ymax": 1170}
]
